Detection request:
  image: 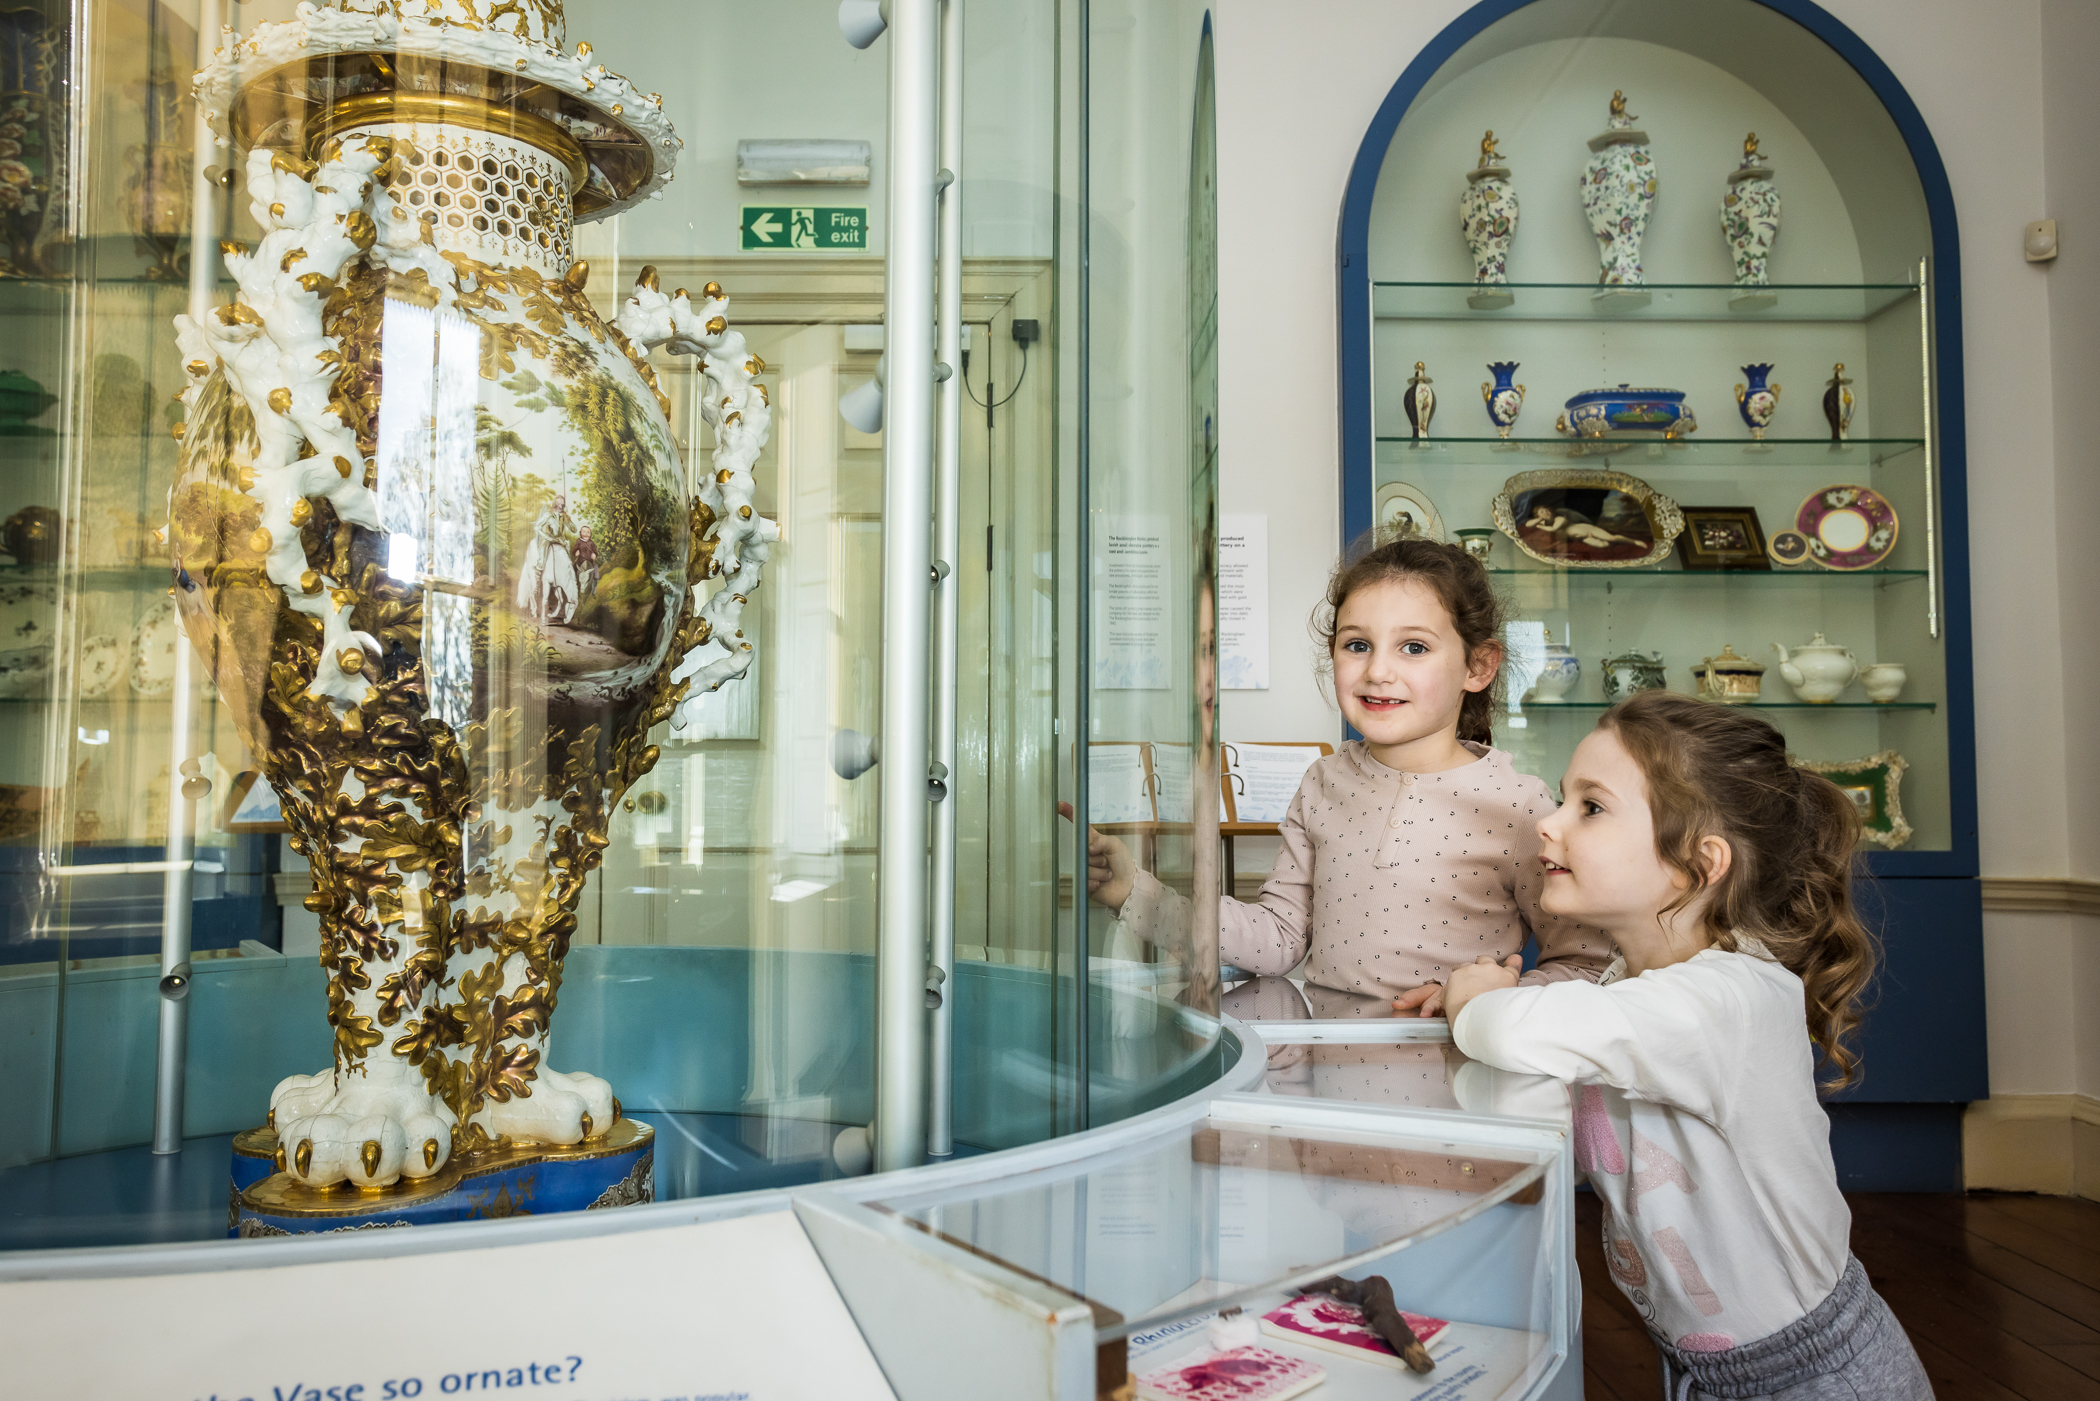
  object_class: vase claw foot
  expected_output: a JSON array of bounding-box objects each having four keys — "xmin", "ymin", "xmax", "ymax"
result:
[
  {"xmin": 474, "ymin": 1065, "xmax": 617, "ymax": 1148},
  {"xmin": 270, "ymin": 1064, "xmax": 457, "ymax": 1190}
]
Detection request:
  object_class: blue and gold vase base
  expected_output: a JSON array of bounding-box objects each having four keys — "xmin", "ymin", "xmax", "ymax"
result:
[{"xmin": 227, "ymin": 1119, "xmax": 654, "ymax": 1238}]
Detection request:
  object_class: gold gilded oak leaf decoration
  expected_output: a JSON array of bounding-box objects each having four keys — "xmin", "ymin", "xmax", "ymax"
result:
[{"xmin": 477, "ymin": 1043, "xmax": 542, "ymax": 1104}]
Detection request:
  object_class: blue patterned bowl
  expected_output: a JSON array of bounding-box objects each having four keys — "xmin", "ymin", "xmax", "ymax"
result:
[{"xmin": 1558, "ymin": 385, "xmax": 1697, "ymax": 439}]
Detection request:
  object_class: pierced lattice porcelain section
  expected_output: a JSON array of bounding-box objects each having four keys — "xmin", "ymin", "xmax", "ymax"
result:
[{"xmin": 363, "ymin": 123, "xmax": 576, "ymax": 280}]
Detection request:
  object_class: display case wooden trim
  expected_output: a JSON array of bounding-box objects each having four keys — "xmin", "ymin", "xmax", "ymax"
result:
[
  {"xmin": 1978, "ymin": 877, "xmax": 2100, "ymax": 918},
  {"xmin": 1334, "ymin": 0, "xmax": 1979, "ymax": 880}
]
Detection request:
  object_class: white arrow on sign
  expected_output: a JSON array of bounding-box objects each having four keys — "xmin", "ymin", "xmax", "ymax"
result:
[{"xmin": 749, "ymin": 211, "xmax": 782, "ymax": 244}]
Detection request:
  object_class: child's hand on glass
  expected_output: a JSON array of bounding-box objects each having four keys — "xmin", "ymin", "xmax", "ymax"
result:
[
  {"xmin": 1441, "ymin": 954, "xmax": 1523, "ymax": 1023},
  {"xmin": 1392, "ymin": 980, "xmax": 1448, "ymax": 1018},
  {"xmin": 1055, "ymin": 801, "xmax": 1136, "ymax": 913}
]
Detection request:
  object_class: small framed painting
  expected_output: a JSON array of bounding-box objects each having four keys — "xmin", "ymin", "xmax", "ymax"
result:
[
  {"xmin": 1794, "ymin": 749, "xmax": 1911, "ymax": 849},
  {"xmin": 1676, "ymin": 505, "xmax": 1772, "ymax": 571}
]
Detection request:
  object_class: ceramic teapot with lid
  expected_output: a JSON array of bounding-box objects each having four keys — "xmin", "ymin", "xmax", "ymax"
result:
[{"xmin": 1771, "ymin": 632, "xmax": 1858, "ymax": 703}]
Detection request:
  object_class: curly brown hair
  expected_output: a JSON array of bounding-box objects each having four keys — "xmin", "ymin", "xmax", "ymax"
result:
[
  {"xmin": 1601, "ymin": 690, "xmax": 1879, "ymax": 1090},
  {"xmin": 1312, "ymin": 537, "xmax": 1507, "ymax": 745}
]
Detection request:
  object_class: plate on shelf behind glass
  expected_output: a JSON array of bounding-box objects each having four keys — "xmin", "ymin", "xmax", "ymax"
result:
[
  {"xmin": 129, "ymin": 600, "xmax": 180, "ymax": 696},
  {"xmin": 1796, "ymin": 485, "xmax": 1897, "ymax": 570},
  {"xmin": 78, "ymin": 634, "xmax": 123, "ymax": 698}
]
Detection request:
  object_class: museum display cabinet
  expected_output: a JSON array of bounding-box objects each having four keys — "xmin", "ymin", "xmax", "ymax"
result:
[
  {"xmin": 0, "ymin": 0, "xmax": 1233, "ymax": 1254},
  {"xmin": 1337, "ymin": 0, "xmax": 1986, "ymax": 1179}
]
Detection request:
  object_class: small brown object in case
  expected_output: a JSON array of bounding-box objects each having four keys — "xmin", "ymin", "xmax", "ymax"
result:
[{"xmin": 1298, "ymin": 1274, "xmax": 1435, "ymax": 1374}]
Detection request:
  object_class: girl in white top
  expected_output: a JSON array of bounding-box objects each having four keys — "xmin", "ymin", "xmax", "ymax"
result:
[
  {"xmin": 1069, "ymin": 539, "xmax": 1610, "ymax": 1004},
  {"xmin": 1444, "ymin": 691, "xmax": 1931, "ymax": 1400}
]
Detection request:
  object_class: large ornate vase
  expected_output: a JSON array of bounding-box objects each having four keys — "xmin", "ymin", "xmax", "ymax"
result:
[
  {"xmin": 167, "ymin": 0, "xmax": 773, "ymax": 1196},
  {"xmin": 1722, "ymin": 132, "xmax": 1781, "ymax": 309},
  {"xmin": 1581, "ymin": 90, "xmax": 1655, "ymax": 294},
  {"xmin": 1459, "ymin": 130, "xmax": 1518, "ymax": 310}
]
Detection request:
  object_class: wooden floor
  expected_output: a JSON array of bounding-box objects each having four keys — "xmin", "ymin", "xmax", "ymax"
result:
[{"xmin": 1579, "ymin": 1191, "xmax": 2100, "ymax": 1400}]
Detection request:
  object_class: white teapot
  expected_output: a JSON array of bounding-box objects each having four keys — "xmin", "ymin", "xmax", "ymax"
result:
[{"xmin": 1772, "ymin": 633, "xmax": 1859, "ymax": 703}]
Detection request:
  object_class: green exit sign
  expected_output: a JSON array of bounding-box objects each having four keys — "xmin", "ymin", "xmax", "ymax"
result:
[{"xmin": 740, "ymin": 205, "xmax": 868, "ymax": 251}]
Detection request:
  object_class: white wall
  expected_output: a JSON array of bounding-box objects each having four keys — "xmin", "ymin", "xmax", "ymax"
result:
[{"xmin": 1210, "ymin": 0, "xmax": 2098, "ymax": 1097}]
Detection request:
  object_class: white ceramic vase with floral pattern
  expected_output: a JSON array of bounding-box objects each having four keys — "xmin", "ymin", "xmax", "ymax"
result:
[
  {"xmin": 1722, "ymin": 132, "xmax": 1781, "ymax": 310},
  {"xmin": 1580, "ymin": 90, "xmax": 1656, "ymax": 304},
  {"xmin": 1460, "ymin": 130, "xmax": 1518, "ymax": 309}
]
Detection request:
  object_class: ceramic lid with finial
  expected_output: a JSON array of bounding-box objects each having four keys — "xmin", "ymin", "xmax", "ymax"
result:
[
  {"xmin": 1588, "ymin": 89, "xmax": 1648, "ymax": 151},
  {"xmin": 1728, "ymin": 131, "xmax": 1774, "ymax": 185},
  {"xmin": 194, "ymin": 0, "xmax": 681, "ymax": 221},
  {"xmin": 1696, "ymin": 643, "xmax": 1765, "ymax": 676}
]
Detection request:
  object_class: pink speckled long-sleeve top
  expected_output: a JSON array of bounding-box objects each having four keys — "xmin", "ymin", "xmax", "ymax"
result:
[{"xmin": 1119, "ymin": 741, "xmax": 1612, "ymax": 999}]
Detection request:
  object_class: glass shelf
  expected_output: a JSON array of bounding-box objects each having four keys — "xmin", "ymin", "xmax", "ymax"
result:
[
  {"xmin": 1518, "ymin": 700, "xmax": 1935, "ymax": 712},
  {"xmin": 1373, "ymin": 436, "xmax": 1924, "ymax": 468},
  {"xmin": 1487, "ymin": 567, "xmax": 1927, "ymax": 585},
  {"xmin": 1371, "ymin": 281, "xmax": 1919, "ymax": 322}
]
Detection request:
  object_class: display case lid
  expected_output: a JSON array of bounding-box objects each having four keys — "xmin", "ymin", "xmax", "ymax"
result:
[{"xmin": 858, "ymin": 1092, "xmax": 1565, "ymax": 1344}]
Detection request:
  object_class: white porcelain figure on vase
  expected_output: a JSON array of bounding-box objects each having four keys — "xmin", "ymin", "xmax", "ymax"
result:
[
  {"xmin": 1460, "ymin": 130, "xmax": 1518, "ymax": 310},
  {"xmin": 1772, "ymin": 632, "xmax": 1859, "ymax": 703},
  {"xmin": 1581, "ymin": 90, "xmax": 1656, "ymax": 306},
  {"xmin": 1722, "ymin": 132, "xmax": 1781, "ymax": 310}
]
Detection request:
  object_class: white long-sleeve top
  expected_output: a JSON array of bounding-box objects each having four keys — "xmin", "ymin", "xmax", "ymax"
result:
[{"xmin": 1452, "ymin": 939, "xmax": 1851, "ymax": 1352}]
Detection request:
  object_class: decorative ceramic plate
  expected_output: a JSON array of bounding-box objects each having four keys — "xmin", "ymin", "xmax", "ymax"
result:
[
  {"xmin": 129, "ymin": 600, "xmax": 180, "ymax": 696},
  {"xmin": 1373, "ymin": 480, "xmax": 1443, "ymax": 544},
  {"xmin": 1795, "ymin": 485, "xmax": 1897, "ymax": 570},
  {"xmin": 77, "ymin": 633, "xmax": 123, "ymax": 698}
]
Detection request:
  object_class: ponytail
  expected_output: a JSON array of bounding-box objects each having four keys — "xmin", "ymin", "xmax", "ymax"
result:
[{"xmin": 1601, "ymin": 691, "xmax": 1879, "ymax": 1090}]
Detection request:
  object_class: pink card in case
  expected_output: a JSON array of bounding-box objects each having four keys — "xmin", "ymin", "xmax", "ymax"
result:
[
  {"xmin": 1134, "ymin": 1344, "xmax": 1327, "ymax": 1401},
  {"xmin": 1259, "ymin": 1293, "xmax": 1451, "ymax": 1370}
]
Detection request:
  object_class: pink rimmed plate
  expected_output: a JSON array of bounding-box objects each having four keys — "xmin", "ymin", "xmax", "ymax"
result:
[{"xmin": 1796, "ymin": 485, "xmax": 1897, "ymax": 571}]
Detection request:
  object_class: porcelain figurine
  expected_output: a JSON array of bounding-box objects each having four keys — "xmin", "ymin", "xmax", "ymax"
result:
[
  {"xmin": 1532, "ymin": 640, "xmax": 1580, "ymax": 702},
  {"xmin": 1461, "ymin": 130, "xmax": 1518, "ymax": 309},
  {"xmin": 1823, "ymin": 363, "xmax": 1855, "ymax": 443},
  {"xmin": 1404, "ymin": 361, "xmax": 1436, "ymax": 439},
  {"xmin": 1456, "ymin": 528, "xmax": 1497, "ymax": 564},
  {"xmin": 1581, "ymin": 90, "xmax": 1656, "ymax": 302},
  {"xmin": 1601, "ymin": 650, "xmax": 1666, "ymax": 700},
  {"xmin": 1735, "ymin": 363, "xmax": 1781, "ymax": 440},
  {"xmin": 170, "ymin": 0, "xmax": 774, "ymax": 1195},
  {"xmin": 1772, "ymin": 632, "xmax": 1859, "ymax": 703},
  {"xmin": 1860, "ymin": 662, "xmax": 1908, "ymax": 703},
  {"xmin": 1722, "ymin": 132, "xmax": 1781, "ymax": 310},
  {"xmin": 1692, "ymin": 644, "xmax": 1765, "ymax": 704},
  {"xmin": 1482, "ymin": 361, "xmax": 1525, "ymax": 438}
]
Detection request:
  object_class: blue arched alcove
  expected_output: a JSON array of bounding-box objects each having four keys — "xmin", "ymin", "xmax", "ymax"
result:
[{"xmin": 1333, "ymin": 0, "xmax": 1984, "ymax": 1188}]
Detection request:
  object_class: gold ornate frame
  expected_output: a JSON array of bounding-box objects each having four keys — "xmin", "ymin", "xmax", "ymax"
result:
[
  {"xmin": 1490, "ymin": 467, "xmax": 1685, "ymax": 570},
  {"xmin": 1794, "ymin": 748, "xmax": 1912, "ymax": 850}
]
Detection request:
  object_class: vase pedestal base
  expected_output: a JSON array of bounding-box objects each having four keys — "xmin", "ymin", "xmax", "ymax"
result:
[
  {"xmin": 1591, "ymin": 286, "xmax": 1652, "ymax": 310},
  {"xmin": 227, "ymin": 1119, "xmax": 654, "ymax": 1237},
  {"xmin": 1730, "ymin": 288, "xmax": 1779, "ymax": 311},
  {"xmin": 1467, "ymin": 287, "xmax": 1515, "ymax": 310}
]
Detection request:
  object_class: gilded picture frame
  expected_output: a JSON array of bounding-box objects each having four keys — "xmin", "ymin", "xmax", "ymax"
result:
[
  {"xmin": 1794, "ymin": 749, "xmax": 1912, "ymax": 850},
  {"xmin": 1491, "ymin": 468, "xmax": 1685, "ymax": 569}
]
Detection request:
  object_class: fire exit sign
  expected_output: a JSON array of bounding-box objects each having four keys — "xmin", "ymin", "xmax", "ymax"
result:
[{"xmin": 740, "ymin": 205, "xmax": 868, "ymax": 251}]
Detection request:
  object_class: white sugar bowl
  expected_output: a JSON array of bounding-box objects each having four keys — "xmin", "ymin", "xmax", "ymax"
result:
[{"xmin": 1860, "ymin": 662, "xmax": 1909, "ymax": 703}]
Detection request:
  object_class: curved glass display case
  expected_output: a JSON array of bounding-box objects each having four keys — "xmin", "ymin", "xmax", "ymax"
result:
[{"xmin": 0, "ymin": 0, "xmax": 1226, "ymax": 1251}]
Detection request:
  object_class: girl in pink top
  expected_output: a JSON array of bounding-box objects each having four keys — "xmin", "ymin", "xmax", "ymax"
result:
[{"xmin": 1080, "ymin": 538, "xmax": 1611, "ymax": 1005}]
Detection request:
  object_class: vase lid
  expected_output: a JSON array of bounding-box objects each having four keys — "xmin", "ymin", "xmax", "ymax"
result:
[{"xmin": 196, "ymin": 0, "xmax": 680, "ymax": 223}]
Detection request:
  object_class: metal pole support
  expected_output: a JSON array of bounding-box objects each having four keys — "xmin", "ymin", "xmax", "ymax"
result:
[
  {"xmin": 874, "ymin": 0, "xmax": 941, "ymax": 1174},
  {"xmin": 926, "ymin": 0, "xmax": 964, "ymax": 1162}
]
